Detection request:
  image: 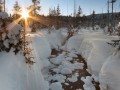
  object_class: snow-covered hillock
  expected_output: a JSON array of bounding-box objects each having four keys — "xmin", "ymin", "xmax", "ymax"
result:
[
  {"xmin": 0, "ymin": 32, "xmax": 51, "ymax": 90},
  {"xmin": 0, "ymin": 12, "xmax": 8, "ymax": 19},
  {"xmin": 0, "ymin": 21, "xmax": 22, "ymax": 53},
  {"xmin": 44, "ymin": 28, "xmax": 68, "ymax": 49},
  {"xmin": 100, "ymin": 52, "xmax": 120, "ymax": 90},
  {"xmin": 66, "ymin": 30, "xmax": 118, "ymax": 76},
  {"xmin": 0, "ymin": 21, "xmax": 51, "ymax": 90},
  {"xmin": 27, "ymin": 34, "xmax": 51, "ymax": 68}
]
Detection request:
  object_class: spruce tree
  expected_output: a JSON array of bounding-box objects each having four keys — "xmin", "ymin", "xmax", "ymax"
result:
[
  {"xmin": 92, "ymin": 10, "xmax": 95, "ymax": 30},
  {"xmin": 31, "ymin": 0, "xmax": 40, "ymax": 16},
  {"xmin": 0, "ymin": 3, "xmax": 3, "ymax": 12},
  {"xmin": 76, "ymin": 6, "xmax": 82, "ymax": 17},
  {"xmin": 56, "ymin": 4, "xmax": 60, "ymax": 16},
  {"xmin": 13, "ymin": 1, "xmax": 21, "ymax": 19}
]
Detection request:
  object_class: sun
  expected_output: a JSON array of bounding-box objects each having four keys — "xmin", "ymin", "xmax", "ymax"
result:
[{"xmin": 21, "ymin": 10, "xmax": 29, "ymax": 19}]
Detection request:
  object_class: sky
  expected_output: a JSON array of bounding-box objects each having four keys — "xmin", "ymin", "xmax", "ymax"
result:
[{"xmin": 4, "ymin": 0, "xmax": 120, "ymax": 16}]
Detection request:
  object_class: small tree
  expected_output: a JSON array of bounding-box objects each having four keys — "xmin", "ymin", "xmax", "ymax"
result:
[
  {"xmin": 48, "ymin": 7, "xmax": 57, "ymax": 16},
  {"xmin": 13, "ymin": 1, "xmax": 21, "ymax": 19},
  {"xmin": 56, "ymin": 4, "xmax": 60, "ymax": 16},
  {"xmin": 31, "ymin": 0, "xmax": 40, "ymax": 16},
  {"xmin": 92, "ymin": 10, "xmax": 95, "ymax": 30},
  {"xmin": 76, "ymin": 6, "xmax": 82, "ymax": 17},
  {"xmin": 0, "ymin": 3, "xmax": 3, "ymax": 12}
]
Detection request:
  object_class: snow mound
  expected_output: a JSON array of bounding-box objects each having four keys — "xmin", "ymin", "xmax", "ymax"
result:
[
  {"xmin": 50, "ymin": 82, "xmax": 63, "ymax": 90},
  {"xmin": 60, "ymin": 67, "xmax": 72, "ymax": 75},
  {"xmin": 50, "ymin": 54, "xmax": 65, "ymax": 65},
  {"xmin": 45, "ymin": 30, "xmax": 67, "ymax": 49},
  {"xmin": 0, "ymin": 32, "xmax": 52, "ymax": 90},
  {"xmin": 29, "ymin": 34, "xmax": 51, "ymax": 60},
  {"xmin": 7, "ymin": 21, "xmax": 22, "ymax": 37},
  {"xmin": 81, "ymin": 76, "xmax": 95, "ymax": 90},
  {"xmin": 67, "ymin": 31, "xmax": 117, "ymax": 76},
  {"xmin": 67, "ymin": 35, "xmax": 83, "ymax": 51},
  {"xmin": 48, "ymin": 74, "xmax": 66, "ymax": 83},
  {"xmin": 0, "ymin": 12, "xmax": 8, "ymax": 19},
  {"xmin": 68, "ymin": 75, "xmax": 78, "ymax": 82},
  {"xmin": 100, "ymin": 53, "xmax": 120, "ymax": 90}
]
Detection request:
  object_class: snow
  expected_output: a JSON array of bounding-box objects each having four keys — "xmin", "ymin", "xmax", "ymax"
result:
[
  {"xmin": 28, "ymin": 34, "xmax": 51, "ymax": 60},
  {"xmin": 7, "ymin": 21, "xmax": 22, "ymax": 35},
  {"xmin": 81, "ymin": 76, "xmax": 95, "ymax": 90},
  {"xmin": 0, "ymin": 32, "xmax": 51, "ymax": 90},
  {"xmin": 0, "ymin": 12, "xmax": 8, "ymax": 19},
  {"xmin": 68, "ymin": 75, "xmax": 78, "ymax": 82},
  {"xmin": 45, "ymin": 29, "xmax": 67, "ymax": 49},
  {"xmin": 0, "ymin": 25, "xmax": 120, "ymax": 90},
  {"xmin": 67, "ymin": 30, "xmax": 118, "ymax": 76},
  {"xmin": 47, "ymin": 74, "xmax": 66, "ymax": 83},
  {"xmin": 66, "ymin": 28, "xmax": 120, "ymax": 89},
  {"xmin": 73, "ymin": 62, "xmax": 84, "ymax": 69},
  {"xmin": 60, "ymin": 67, "xmax": 73, "ymax": 75},
  {"xmin": 49, "ymin": 82, "xmax": 63, "ymax": 90},
  {"xmin": 50, "ymin": 54, "xmax": 65, "ymax": 65},
  {"xmin": 0, "ymin": 52, "xmax": 26, "ymax": 90},
  {"xmin": 99, "ymin": 52, "xmax": 120, "ymax": 90},
  {"xmin": 67, "ymin": 35, "xmax": 83, "ymax": 51}
]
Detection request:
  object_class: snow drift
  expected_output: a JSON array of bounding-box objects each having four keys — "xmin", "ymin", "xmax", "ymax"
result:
[
  {"xmin": 0, "ymin": 32, "xmax": 51, "ymax": 90},
  {"xmin": 100, "ymin": 52, "xmax": 120, "ymax": 90},
  {"xmin": 67, "ymin": 30, "xmax": 118, "ymax": 76}
]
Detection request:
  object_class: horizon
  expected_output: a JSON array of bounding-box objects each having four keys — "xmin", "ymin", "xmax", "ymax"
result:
[{"xmin": 3, "ymin": 0, "xmax": 120, "ymax": 16}]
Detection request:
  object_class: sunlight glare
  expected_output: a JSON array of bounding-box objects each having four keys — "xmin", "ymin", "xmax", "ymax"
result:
[{"xmin": 21, "ymin": 10, "xmax": 29, "ymax": 19}]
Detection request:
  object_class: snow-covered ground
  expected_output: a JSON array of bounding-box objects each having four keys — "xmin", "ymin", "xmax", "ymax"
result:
[
  {"xmin": 0, "ymin": 33, "xmax": 51, "ymax": 90},
  {"xmin": 66, "ymin": 29, "xmax": 120, "ymax": 90},
  {"xmin": 0, "ymin": 23, "xmax": 120, "ymax": 90}
]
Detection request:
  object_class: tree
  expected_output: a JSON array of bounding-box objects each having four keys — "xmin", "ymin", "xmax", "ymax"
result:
[
  {"xmin": 48, "ymin": 7, "xmax": 57, "ymax": 16},
  {"xmin": 91, "ymin": 10, "xmax": 95, "ymax": 30},
  {"xmin": 31, "ymin": 0, "xmax": 40, "ymax": 16},
  {"xmin": 13, "ymin": 1, "xmax": 21, "ymax": 19},
  {"xmin": 29, "ymin": 0, "xmax": 41, "ymax": 32},
  {"xmin": 0, "ymin": 4, "xmax": 3, "ymax": 12},
  {"xmin": 56, "ymin": 4, "xmax": 60, "ymax": 16},
  {"xmin": 76, "ymin": 6, "xmax": 82, "ymax": 17}
]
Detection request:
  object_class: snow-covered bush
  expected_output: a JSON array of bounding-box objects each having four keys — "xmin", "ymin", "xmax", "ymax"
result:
[
  {"xmin": 0, "ymin": 21, "xmax": 22, "ymax": 54},
  {"xmin": 107, "ymin": 22, "xmax": 120, "ymax": 50},
  {"xmin": 99, "ymin": 52, "xmax": 120, "ymax": 90}
]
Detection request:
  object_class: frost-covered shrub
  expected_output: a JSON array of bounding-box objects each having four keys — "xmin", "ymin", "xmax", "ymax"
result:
[
  {"xmin": 0, "ymin": 22, "xmax": 22, "ymax": 54},
  {"xmin": 107, "ymin": 22, "xmax": 120, "ymax": 50}
]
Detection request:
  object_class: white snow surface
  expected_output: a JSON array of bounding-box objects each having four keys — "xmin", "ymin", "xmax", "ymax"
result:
[
  {"xmin": 81, "ymin": 76, "xmax": 95, "ymax": 90},
  {"xmin": 49, "ymin": 82, "xmax": 63, "ymax": 90},
  {"xmin": 66, "ymin": 28, "xmax": 120, "ymax": 90},
  {"xmin": 100, "ymin": 52, "xmax": 120, "ymax": 90},
  {"xmin": 0, "ymin": 12, "xmax": 8, "ymax": 19},
  {"xmin": 67, "ymin": 30, "xmax": 118, "ymax": 76},
  {"xmin": 44, "ymin": 29, "xmax": 67, "ymax": 49},
  {"xmin": 0, "ymin": 32, "xmax": 51, "ymax": 90},
  {"xmin": 0, "ymin": 26, "xmax": 120, "ymax": 90}
]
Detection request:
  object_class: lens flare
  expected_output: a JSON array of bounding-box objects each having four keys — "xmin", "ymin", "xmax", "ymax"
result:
[{"xmin": 21, "ymin": 10, "xmax": 29, "ymax": 19}]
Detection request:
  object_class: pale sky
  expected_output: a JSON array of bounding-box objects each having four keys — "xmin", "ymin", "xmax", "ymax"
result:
[{"xmin": 4, "ymin": 0, "xmax": 120, "ymax": 16}]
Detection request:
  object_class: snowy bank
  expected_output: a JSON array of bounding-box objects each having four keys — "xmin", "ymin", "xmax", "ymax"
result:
[
  {"xmin": 0, "ymin": 12, "xmax": 8, "ymax": 19},
  {"xmin": 44, "ymin": 28, "xmax": 68, "ymax": 49},
  {"xmin": 0, "ymin": 32, "xmax": 51, "ymax": 90},
  {"xmin": 67, "ymin": 31, "xmax": 118, "ymax": 76},
  {"xmin": 100, "ymin": 52, "xmax": 120, "ymax": 90}
]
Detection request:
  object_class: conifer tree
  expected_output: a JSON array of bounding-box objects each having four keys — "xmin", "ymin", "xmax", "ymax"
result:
[
  {"xmin": 56, "ymin": 4, "xmax": 60, "ymax": 16},
  {"xmin": 13, "ymin": 1, "xmax": 21, "ymax": 19},
  {"xmin": 76, "ymin": 6, "xmax": 82, "ymax": 17},
  {"xmin": 31, "ymin": 0, "xmax": 40, "ymax": 16},
  {"xmin": 92, "ymin": 10, "xmax": 95, "ymax": 30},
  {"xmin": 0, "ymin": 3, "xmax": 3, "ymax": 12}
]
